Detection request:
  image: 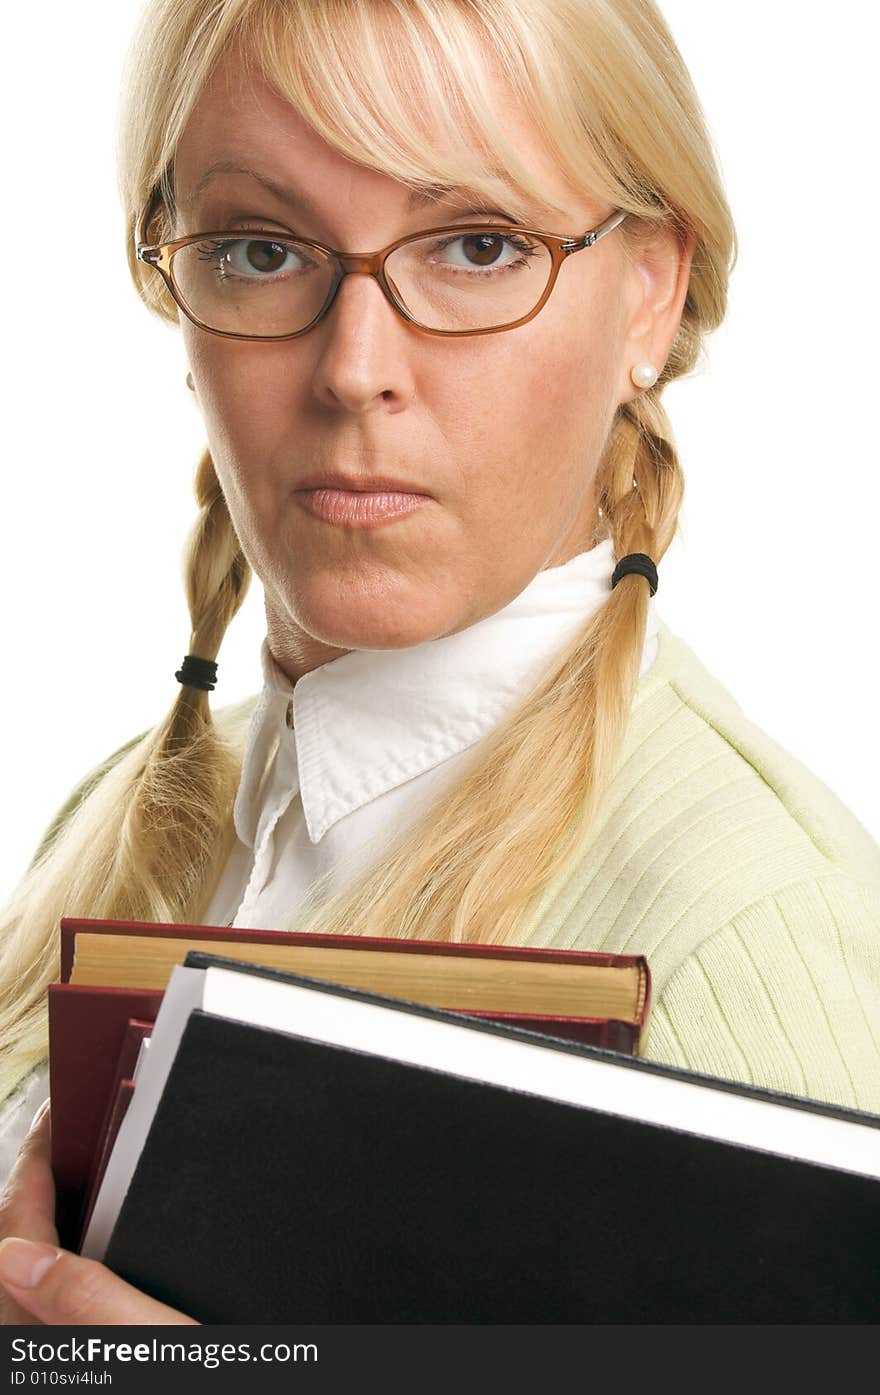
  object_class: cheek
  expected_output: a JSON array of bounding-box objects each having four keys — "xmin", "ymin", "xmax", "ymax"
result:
[
  {"xmin": 185, "ymin": 338, "xmax": 287, "ymax": 520},
  {"xmin": 458, "ymin": 329, "xmax": 610, "ymax": 508},
  {"xmin": 529, "ymin": 300, "xmax": 622, "ymax": 454}
]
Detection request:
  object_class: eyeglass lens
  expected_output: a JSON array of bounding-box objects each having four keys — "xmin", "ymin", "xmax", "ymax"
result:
[{"xmin": 170, "ymin": 228, "xmax": 554, "ymax": 334}]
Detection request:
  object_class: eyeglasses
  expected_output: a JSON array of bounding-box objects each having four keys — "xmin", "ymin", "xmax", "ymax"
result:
[{"xmin": 135, "ymin": 190, "xmax": 628, "ymax": 339}]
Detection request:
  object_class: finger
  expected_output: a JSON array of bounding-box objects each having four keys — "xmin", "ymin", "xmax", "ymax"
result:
[
  {"xmin": 0, "ymin": 1104, "xmax": 58, "ymax": 1249},
  {"xmin": 0, "ymin": 1238, "xmax": 200, "ymax": 1326},
  {"xmin": 0, "ymin": 1106, "xmax": 56, "ymax": 1326}
]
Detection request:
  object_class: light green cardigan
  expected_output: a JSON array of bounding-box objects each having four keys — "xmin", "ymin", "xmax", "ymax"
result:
[
  {"xmin": 19, "ymin": 618, "xmax": 880, "ymax": 1116},
  {"xmin": 518, "ymin": 620, "xmax": 880, "ymax": 1114}
]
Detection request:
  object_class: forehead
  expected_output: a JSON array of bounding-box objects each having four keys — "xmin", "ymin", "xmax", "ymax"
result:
[{"xmin": 173, "ymin": 50, "xmax": 594, "ymax": 226}]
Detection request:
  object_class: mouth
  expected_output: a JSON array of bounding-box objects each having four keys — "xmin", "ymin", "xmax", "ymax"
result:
[
  {"xmin": 295, "ymin": 471, "xmax": 432, "ymax": 497},
  {"xmin": 294, "ymin": 484, "xmax": 434, "ymax": 529}
]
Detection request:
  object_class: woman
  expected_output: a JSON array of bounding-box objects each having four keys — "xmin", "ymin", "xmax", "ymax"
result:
[{"xmin": 1, "ymin": 0, "xmax": 878, "ymax": 1325}]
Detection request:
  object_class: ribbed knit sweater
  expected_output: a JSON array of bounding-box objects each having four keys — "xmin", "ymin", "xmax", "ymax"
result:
[
  {"xmin": 518, "ymin": 619, "xmax": 880, "ymax": 1112},
  {"xmin": 2, "ymin": 614, "xmax": 878, "ymax": 1185}
]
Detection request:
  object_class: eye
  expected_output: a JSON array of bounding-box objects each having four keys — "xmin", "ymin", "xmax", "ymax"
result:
[
  {"xmin": 195, "ymin": 236, "xmax": 315, "ymax": 279},
  {"xmin": 425, "ymin": 231, "xmax": 542, "ymax": 273}
]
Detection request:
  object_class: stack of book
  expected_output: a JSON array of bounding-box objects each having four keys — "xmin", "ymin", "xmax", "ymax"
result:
[
  {"xmin": 48, "ymin": 918, "xmax": 880, "ymax": 1323},
  {"xmin": 49, "ymin": 916, "xmax": 650, "ymax": 1253}
]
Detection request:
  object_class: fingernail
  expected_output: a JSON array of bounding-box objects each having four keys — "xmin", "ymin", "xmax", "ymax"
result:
[
  {"xmin": 0, "ymin": 1238, "xmax": 61, "ymax": 1289},
  {"xmin": 28, "ymin": 1098, "xmax": 50, "ymax": 1133}
]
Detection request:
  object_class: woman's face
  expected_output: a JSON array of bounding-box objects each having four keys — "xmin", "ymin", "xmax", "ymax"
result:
[{"xmin": 173, "ymin": 54, "xmax": 694, "ymax": 682}]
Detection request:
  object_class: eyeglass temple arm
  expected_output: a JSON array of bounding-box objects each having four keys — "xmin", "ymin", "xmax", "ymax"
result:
[
  {"xmin": 135, "ymin": 187, "xmax": 164, "ymax": 254},
  {"xmin": 560, "ymin": 208, "xmax": 629, "ymax": 251}
]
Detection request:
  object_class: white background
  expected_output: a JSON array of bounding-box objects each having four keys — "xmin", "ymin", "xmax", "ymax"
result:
[{"xmin": 2, "ymin": 1, "xmax": 878, "ymax": 898}]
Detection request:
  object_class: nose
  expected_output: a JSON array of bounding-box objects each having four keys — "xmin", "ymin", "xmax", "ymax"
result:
[{"xmin": 309, "ymin": 269, "xmax": 415, "ymax": 412}]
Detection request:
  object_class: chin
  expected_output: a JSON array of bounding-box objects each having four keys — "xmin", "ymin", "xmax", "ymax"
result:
[
  {"xmin": 320, "ymin": 614, "xmax": 445, "ymax": 651},
  {"xmin": 297, "ymin": 587, "xmax": 455, "ymax": 652}
]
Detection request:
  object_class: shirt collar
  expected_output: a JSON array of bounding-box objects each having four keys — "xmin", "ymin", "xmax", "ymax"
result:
[{"xmin": 233, "ymin": 538, "xmax": 659, "ymax": 847}]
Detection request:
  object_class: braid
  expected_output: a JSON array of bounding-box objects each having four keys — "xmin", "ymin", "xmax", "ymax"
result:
[
  {"xmin": 118, "ymin": 449, "xmax": 252, "ymax": 920},
  {"xmin": 183, "ymin": 449, "xmax": 251, "ymax": 670},
  {"xmin": 0, "ymin": 452, "xmax": 253, "ymax": 1099},
  {"xmin": 574, "ymin": 388, "xmax": 684, "ymax": 821},
  {"xmin": 599, "ymin": 392, "xmax": 684, "ymax": 564}
]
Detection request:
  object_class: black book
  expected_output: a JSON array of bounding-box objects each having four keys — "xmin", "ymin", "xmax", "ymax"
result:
[{"xmin": 80, "ymin": 950, "xmax": 880, "ymax": 1324}]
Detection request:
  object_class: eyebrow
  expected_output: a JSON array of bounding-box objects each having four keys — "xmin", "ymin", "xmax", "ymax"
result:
[{"xmin": 181, "ymin": 160, "xmax": 518, "ymax": 220}]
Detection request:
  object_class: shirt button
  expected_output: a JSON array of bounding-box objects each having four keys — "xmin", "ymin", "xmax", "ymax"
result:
[{"xmin": 285, "ymin": 699, "xmax": 294, "ymax": 730}]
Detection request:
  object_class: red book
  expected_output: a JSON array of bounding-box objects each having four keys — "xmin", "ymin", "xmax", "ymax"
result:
[
  {"xmin": 49, "ymin": 915, "xmax": 651, "ymax": 1249},
  {"xmin": 48, "ymin": 985, "xmax": 162, "ymax": 1248}
]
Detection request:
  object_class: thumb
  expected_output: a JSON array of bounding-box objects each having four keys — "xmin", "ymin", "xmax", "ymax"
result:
[
  {"xmin": 0, "ymin": 1238, "xmax": 199, "ymax": 1325},
  {"xmin": 0, "ymin": 1101, "xmax": 58, "ymax": 1248},
  {"xmin": 0, "ymin": 1102, "xmax": 58, "ymax": 1325}
]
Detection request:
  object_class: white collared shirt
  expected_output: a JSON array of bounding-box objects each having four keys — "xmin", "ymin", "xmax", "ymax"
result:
[{"xmin": 205, "ymin": 539, "xmax": 660, "ymax": 931}]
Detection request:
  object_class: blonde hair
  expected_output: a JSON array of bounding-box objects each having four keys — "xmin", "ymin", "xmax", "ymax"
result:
[{"xmin": 0, "ymin": 0, "xmax": 736, "ymax": 1100}]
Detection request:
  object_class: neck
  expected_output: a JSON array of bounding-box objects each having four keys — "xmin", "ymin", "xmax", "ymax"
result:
[{"xmin": 265, "ymin": 598, "xmax": 353, "ymax": 687}]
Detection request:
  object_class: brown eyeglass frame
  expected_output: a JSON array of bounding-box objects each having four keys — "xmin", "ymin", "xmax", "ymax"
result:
[{"xmin": 135, "ymin": 188, "xmax": 629, "ymax": 340}]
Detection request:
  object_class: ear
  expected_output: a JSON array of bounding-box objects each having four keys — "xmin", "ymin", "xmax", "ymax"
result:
[{"xmin": 617, "ymin": 222, "xmax": 697, "ymax": 404}]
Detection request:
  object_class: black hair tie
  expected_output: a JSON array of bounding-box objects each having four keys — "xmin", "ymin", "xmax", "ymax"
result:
[
  {"xmin": 175, "ymin": 654, "xmax": 218, "ymax": 692},
  {"xmin": 611, "ymin": 552, "xmax": 658, "ymax": 597}
]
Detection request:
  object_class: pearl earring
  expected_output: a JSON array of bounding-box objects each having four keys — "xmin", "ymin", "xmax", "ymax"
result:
[
  {"xmin": 186, "ymin": 371, "xmax": 195, "ymax": 392},
  {"xmin": 631, "ymin": 363, "xmax": 658, "ymax": 390}
]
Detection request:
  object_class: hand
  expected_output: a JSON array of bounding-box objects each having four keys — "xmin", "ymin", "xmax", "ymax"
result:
[{"xmin": 0, "ymin": 1101, "xmax": 199, "ymax": 1325}]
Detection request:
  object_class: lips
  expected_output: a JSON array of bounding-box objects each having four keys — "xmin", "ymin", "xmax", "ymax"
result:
[
  {"xmin": 296, "ymin": 487, "xmax": 433, "ymax": 528},
  {"xmin": 296, "ymin": 472, "xmax": 431, "ymax": 496}
]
